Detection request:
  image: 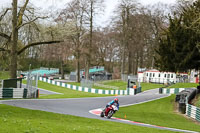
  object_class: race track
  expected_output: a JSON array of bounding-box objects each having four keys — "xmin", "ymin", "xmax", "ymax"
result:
[
  {"xmin": 1, "ymin": 89, "xmax": 166, "ymax": 119},
  {"xmin": 1, "ymin": 89, "xmax": 198, "ymax": 133}
]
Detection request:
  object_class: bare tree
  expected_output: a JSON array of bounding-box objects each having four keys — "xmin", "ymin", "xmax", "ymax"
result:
[
  {"xmin": 84, "ymin": 0, "xmax": 104, "ymax": 80},
  {"xmin": 56, "ymin": 0, "xmax": 88, "ymax": 82}
]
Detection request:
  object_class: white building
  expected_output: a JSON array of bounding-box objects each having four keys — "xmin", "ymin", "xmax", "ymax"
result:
[{"xmin": 138, "ymin": 69, "xmax": 188, "ymax": 84}]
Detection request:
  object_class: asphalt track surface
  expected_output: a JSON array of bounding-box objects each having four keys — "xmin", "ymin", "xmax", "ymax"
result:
[{"xmin": 1, "ymin": 89, "xmax": 199, "ymax": 133}]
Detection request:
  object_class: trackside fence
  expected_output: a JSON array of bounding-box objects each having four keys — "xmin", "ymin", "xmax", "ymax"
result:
[
  {"xmin": 0, "ymin": 88, "xmax": 28, "ymax": 98},
  {"xmin": 186, "ymin": 104, "xmax": 200, "ymax": 122},
  {"xmin": 159, "ymin": 87, "xmax": 200, "ymax": 122},
  {"xmin": 0, "ymin": 74, "xmax": 39, "ymax": 99}
]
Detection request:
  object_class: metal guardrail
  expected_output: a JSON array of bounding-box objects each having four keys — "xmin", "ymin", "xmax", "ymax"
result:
[
  {"xmin": 159, "ymin": 86, "xmax": 200, "ymax": 122},
  {"xmin": 186, "ymin": 104, "xmax": 200, "ymax": 122}
]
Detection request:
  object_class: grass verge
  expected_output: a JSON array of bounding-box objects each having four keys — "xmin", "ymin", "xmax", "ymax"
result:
[
  {"xmin": 0, "ymin": 104, "xmax": 176, "ymax": 133},
  {"xmin": 140, "ymin": 83, "xmax": 164, "ymax": 91},
  {"xmin": 114, "ymin": 95, "xmax": 200, "ymax": 132},
  {"xmin": 0, "ymin": 71, "xmax": 10, "ymax": 79},
  {"xmin": 102, "ymin": 80, "xmax": 127, "ymax": 90},
  {"xmin": 168, "ymin": 83, "xmax": 199, "ymax": 88}
]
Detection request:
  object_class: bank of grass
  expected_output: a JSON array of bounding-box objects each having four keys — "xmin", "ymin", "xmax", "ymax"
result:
[
  {"xmin": 0, "ymin": 104, "xmax": 174, "ymax": 133},
  {"xmin": 168, "ymin": 83, "xmax": 199, "ymax": 88},
  {"xmin": 25, "ymin": 80, "xmax": 113, "ymax": 99},
  {"xmin": 0, "ymin": 71, "xmax": 10, "ymax": 79},
  {"xmin": 140, "ymin": 83, "xmax": 164, "ymax": 91},
  {"xmin": 102, "ymin": 80, "xmax": 127, "ymax": 90},
  {"xmin": 114, "ymin": 95, "xmax": 200, "ymax": 132}
]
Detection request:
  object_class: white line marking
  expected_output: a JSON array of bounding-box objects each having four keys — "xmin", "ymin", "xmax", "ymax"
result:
[{"xmin": 38, "ymin": 88, "xmax": 63, "ymax": 95}]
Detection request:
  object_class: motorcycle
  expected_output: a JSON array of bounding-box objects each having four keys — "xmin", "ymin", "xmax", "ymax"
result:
[{"xmin": 100, "ymin": 104, "xmax": 118, "ymax": 119}]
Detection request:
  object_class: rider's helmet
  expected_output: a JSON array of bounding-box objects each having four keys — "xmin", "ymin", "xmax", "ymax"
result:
[{"xmin": 114, "ymin": 98, "xmax": 119, "ymax": 103}]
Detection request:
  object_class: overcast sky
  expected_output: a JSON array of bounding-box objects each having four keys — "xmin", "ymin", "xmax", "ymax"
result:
[{"xmin": 0, "ymin": 0, "xmax": 176, "ymax": 26}]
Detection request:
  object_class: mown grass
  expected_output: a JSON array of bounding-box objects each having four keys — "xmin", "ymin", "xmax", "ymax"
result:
[
  {"xmin": 140, "ymin": 83, "xmax": 164, "ymax": 91},
  {"xmin": 0, "ymin": 104, "xmax": 176, "ymax": 133},
  {"xmin": 168, "ymin": 83, "xmax": 199, "ymax": 88},
  {"xmin": 24, "ymin": 80, "xmax": 113, "ymax": 99},
  {"xmin": 0, "ymin": 71, "xmax": 10, "ymax": 79},
  {"xmin": 102, "ymin": 80, "xmax": 127, "ymax": 90},
  {"xmin": 114, "ymin": 95, "xmax": 200, "ymax": 132}
]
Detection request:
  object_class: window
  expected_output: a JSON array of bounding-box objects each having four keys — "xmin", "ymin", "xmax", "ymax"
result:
[
  {"xmin": 150, "ymin": 73, "xmax": 152, "ymax": 77},
  {"xmin": 153, "ymin": 73, "xmax": 155, "ymax": 77},
  {"xmin": 167, "ymin": 74, "xmax": 170, "ymax": 78},
  {"xmin": 164, "ymin": 74, "xmax": 166, "ymax": 78},
  {"xmin": 146, "ymin": 73, "xmax": 148, "ymax": 77},
  {"xmin": 171, "ymin": 74, "xmax": 173, "ymax": 78},
  {"xmin": 158, "ymin": 74, "xmax": 160, "ymax": 77}
]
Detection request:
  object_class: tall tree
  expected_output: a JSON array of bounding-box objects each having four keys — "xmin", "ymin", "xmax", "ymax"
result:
[
  {"xmin": 85, "ymin": 0, "xmax": 104, "ymax": 80},
  {"xmin": 59, "ymin": 0, "xmax": 87, "ymax": 82},
  {"xmin": 155, "ymin": 0, "xmax": 200, "ymax": 72}
]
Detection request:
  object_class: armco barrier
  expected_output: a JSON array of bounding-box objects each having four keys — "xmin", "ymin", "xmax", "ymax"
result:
[
  {"xmin": 39, "ymin": 77, "xmax": 142, "ymax": 95},
  {"xmin": 0, "ymin": 88, "xmax": 39, "ymax": 99},
  {"xmin": 0, "ymin": 88, "xmax": 27, "ymax": 98},
  {"xmin": 186, "ymin": 104, "xmax": 200, "ymax": 122},
  {"xmin": 160, "ymin": 88, "xmax": 200, "ymax": 122},
  {"xmin": 159, "ymin": 88, "xmax": 186, "ymax": 94}
]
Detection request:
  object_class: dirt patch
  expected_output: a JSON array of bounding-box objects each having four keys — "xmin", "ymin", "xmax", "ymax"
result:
[{"xmin": 192, "ymin": 94, "xmax": 200, "ymax": 107}]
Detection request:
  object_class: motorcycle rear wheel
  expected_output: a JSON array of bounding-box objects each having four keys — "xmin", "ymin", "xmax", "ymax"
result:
[{"xmin": 100, "ymin": 111, "xmax": 104, "ymax": 117}]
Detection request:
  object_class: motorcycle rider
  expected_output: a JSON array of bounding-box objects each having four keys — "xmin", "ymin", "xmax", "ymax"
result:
[{"xmin": 105, "ymin": 98, "xmax": 119, "ymax": 110}]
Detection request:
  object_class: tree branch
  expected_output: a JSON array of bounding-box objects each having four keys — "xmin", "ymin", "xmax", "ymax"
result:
[
  {"xmin": 17, "ymin": 40, "xmax": 64, "ymax": 55},
  {"xmin": 17, "ymin": 16, "xmax": 48, "ymax": 29},
  {"xmin": 17, "ymin": 0, "xmax": 29, "ymax": 27},
  {"xmin": 0, "ymin": 47, "xmax": 10, "ymax": 53},
  {"xmin": 0, "ymin": 8, "xmax": 11, "ymax": 22},
  {"xmin": 0, "ymin": 32, "xmax": 11, "ymax": 40}
]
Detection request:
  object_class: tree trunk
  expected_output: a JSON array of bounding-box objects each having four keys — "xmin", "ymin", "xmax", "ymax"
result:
[
  {"xmin": 140, "ymin": 47, "xmax": 144, "ymax": 68},
  {"xmin": 86, "ymin": 0, "xmax": 93, "ymax": 80},
  {"xmin": 121, "ymin": 45, "xmax": 125, "ymax": 75},
  {"xmin": 134, "ymin": 51, "xmax": 139, "ymax": 75},
  {"xmin": 76, "ymin": 51, "xmax": 80, "ymax": 82},
  {"xmin": 128, "ymin": 51, "xmax": 132, "ymax": 74},
  {"xmin": 61, "ymin": 60, "xmax": 64, "ymax": 79},
  {"xmin": 10, "ymin": 0, "xmax": 18, "ymax": 78}
]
